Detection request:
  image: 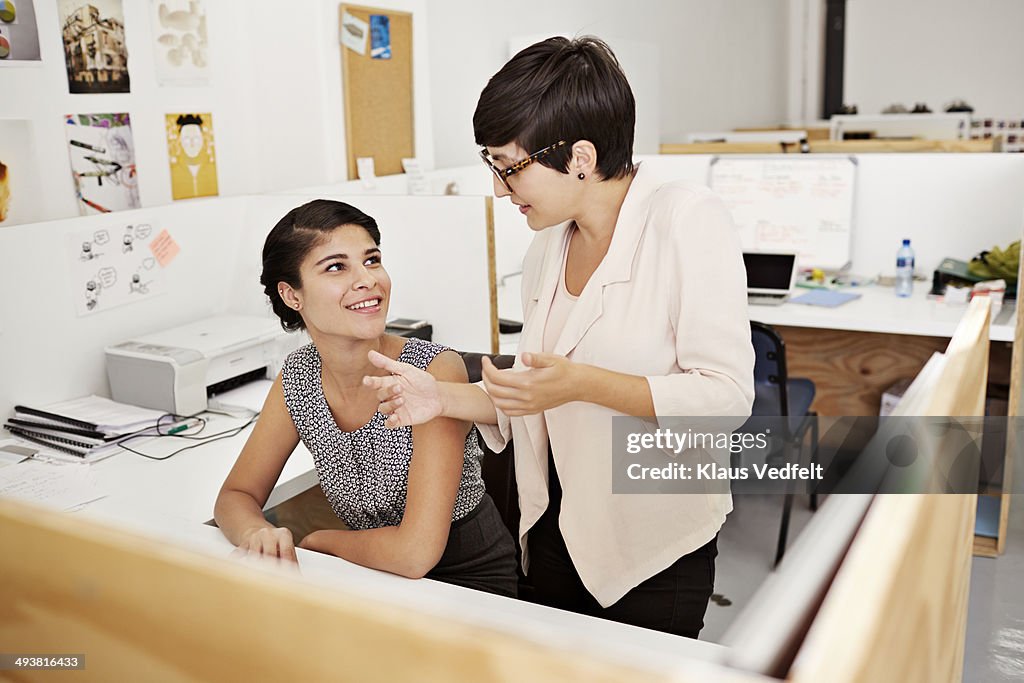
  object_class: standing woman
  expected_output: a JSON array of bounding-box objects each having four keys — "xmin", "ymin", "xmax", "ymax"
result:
[
  {"xmin": 367, "ymin": 37, "xmax": 753, "ymax": 636},
  {"xmin": 215, "ymin": 199, "xmax": 518, "ymax": 597}
]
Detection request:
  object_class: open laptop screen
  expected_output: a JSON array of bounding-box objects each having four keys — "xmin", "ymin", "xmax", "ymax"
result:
[{"xmin": 743, "ymin": 252, "xmax": 798, "ymax": 295}]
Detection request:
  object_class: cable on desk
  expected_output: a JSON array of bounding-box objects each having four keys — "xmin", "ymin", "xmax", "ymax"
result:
[{"xmin": 117, "ymin": 412, "xmax": 260, "ymax": 461}]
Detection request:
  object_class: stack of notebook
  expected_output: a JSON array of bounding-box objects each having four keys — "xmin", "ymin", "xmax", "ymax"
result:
[{"xmin": 4, "ymin": 395, "xmax": 171, "ymax": 461}]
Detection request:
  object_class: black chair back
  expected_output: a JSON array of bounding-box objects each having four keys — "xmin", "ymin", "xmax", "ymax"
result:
[
  {"xmin": 457, "ymin": 352, "xmax": 529, "ymax": 595},
  {"xmin": 750, "ymin": 320, "xmax": 791, "ymax": 417}
]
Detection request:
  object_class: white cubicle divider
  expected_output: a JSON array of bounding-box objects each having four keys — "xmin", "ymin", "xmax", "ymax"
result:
[
  {"xmin": 0, "ymin": 192, "xmax": 494, "ymax": 421},
  {"xmin": 251, "ymin": 193, "xmax": 493, "ymax": 354},
  {"xmin": 0, "ymin": 197, "xmax": 256, "ymax": 421},
  {"xmin": 273, "ymin": 153, "xmax": 1024, "ymax": 331}
]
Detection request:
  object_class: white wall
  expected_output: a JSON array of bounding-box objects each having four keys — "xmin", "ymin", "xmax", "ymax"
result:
[
  {"xmin": 425, "ymin": 0, "xmax": 791, "ymax": 168},
  {"xmin": 845, "ymin": 0, "xmax": 1024, "ymax": 117},
  {"xmin": 0, "ymin": 0, "xmax": 432, "ymax": 223},
  {"xmin": 0, "ymin": 190, "xmax": 493, "ymax": 420}
]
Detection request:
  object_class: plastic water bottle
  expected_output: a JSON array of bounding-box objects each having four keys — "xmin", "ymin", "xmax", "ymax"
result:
[{"xmin": 895, "ymin": 239, "xmax": 915, "ymax": 298}]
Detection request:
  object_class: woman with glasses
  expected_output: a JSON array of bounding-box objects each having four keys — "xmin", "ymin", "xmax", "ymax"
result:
[{"xmin": 366, "ymin": 37, "xmax": 753, "ymax": 637}]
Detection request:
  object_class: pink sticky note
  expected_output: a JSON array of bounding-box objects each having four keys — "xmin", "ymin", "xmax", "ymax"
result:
[{"xmin": 150, "ymin": 229, "xmax": 180, "ymax": 267}]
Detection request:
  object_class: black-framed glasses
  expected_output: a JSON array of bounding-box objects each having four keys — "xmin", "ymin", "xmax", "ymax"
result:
[{"xmin": 479, "ymin": 140, "xmax": 567, "ymax": 192}]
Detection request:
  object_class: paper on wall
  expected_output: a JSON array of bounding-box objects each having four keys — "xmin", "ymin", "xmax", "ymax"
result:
[
  {"xmin": 340, "ymin": 11, "xmax": 368, "ymax": 55},
  {"xmin": 66, "ymin": 219, "xmax": 165, "ymax": 316}
]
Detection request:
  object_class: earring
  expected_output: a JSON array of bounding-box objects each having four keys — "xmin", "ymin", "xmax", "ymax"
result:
[{"xmin": 577, "ymin": 172, "xmax": 585, "ymax": 180}]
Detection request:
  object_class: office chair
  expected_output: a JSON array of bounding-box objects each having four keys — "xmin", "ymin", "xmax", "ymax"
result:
[
  {"xmin": 460, "ymin": 352, "xmax": 533, "ymax": 599},
  {"xmin": 747, "ymin": 321, "xmax": 819, "ymax": 566}
]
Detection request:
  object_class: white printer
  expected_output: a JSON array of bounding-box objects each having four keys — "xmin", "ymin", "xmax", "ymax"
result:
[{"xmin": 105, "ymin": 315, "xmax": 302, "ymax": 415}]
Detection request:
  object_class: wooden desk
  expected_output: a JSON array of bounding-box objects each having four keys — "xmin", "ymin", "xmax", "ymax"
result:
[{"xmin": 748, "ymin": 285, "xmax": 1015, "ymax": 416}]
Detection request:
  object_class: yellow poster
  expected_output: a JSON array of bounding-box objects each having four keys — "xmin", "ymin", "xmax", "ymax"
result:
[{"xmin": 166, "ymin": 112, "xmax": 218, "ymax": 200}]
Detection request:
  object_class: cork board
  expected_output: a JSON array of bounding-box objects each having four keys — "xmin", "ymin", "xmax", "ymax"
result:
[{"xmin": 340, "ymin": 5, "xmax": 414, "ymax": 178}]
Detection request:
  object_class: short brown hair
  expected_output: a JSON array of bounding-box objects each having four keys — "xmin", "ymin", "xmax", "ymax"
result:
[{"xmin": 473, "ymin": 36, "xmax": 635, "ymax": 180}]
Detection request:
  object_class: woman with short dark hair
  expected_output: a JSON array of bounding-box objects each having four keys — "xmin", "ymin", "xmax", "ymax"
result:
[
  {"xmin": 214, "ymin": 199, "xmax": 518, "ymax": 597},
  {"xmin": 368, "ymin": 37, "xmax": 754, "ymax": 637}
]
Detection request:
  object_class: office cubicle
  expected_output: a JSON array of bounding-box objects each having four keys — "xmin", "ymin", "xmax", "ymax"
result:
[{"xmin": 0, "ymin": 299, "xmax": 992, "ymax": 682}]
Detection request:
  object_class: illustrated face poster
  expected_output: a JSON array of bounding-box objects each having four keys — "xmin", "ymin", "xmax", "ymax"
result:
[
  {"xmin": 165, "ymin": 112, "xmax": 218, "ymax": 200},
  {"xmin": 0, "ymin": 119, "xmax": 44, "ymax": 225},
  {"xmin": 66, "ymin": 220, "xmax": 168, "ymax": 315},
  {"xmin": 64, "ymin": 113, "xmax": 140, "ymax": 215},
  {"xmin": 150, "ymin": 0, "xmax": 209, "ymax": 85},
  {"xmin": 58, "ymin": 0, "xmax": 130, "ymax": 93},
  {"xmin": 0, "ymin": 0, "xmax": 42, "ymax": 63}
]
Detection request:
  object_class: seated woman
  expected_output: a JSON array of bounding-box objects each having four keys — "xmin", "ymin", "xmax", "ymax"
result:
[{"xmin": 214, "ymin": 199, "xmax": 518, "ymax": 597}]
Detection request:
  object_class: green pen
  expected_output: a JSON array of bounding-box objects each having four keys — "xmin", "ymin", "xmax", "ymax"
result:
[{"xmin": 168, "ymin": 423, "xmax": 191, "ymax": 435}]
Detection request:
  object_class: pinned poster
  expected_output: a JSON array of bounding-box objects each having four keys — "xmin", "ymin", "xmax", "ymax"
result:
[
  {"xmin": 65, "ymin": 113, "xmax": 140, "ymax": 215},
  {"xmin": 58, "ymin": 0, "xmax": 130, "ymax": 93},
  {"xmin": 150, "ymin": 0, "xmax": 210, "ymax": 85},
  {"xmin": 340, "ymin": 10, "xmax": 367, "ymax": 55},
  {"xmin": 0, "ymin": 0, "xmax": 42, "ymax": 63},
  {"xmin": 0, "ymin": 119, "xmax": 45, "ymax": 226},
  {"xmin": 67, "ymin": 220, "xmax": 164, "ymax": 316},
  {"xmin": 369, "ymin": 15, "xmax": 390, "ymax": 59},
  {"xmin": 165, "ymin": 112, "xmax": 218, "ymax": 199}
]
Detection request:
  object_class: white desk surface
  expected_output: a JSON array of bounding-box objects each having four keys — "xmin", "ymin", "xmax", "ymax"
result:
[
  {"xmin": 6, "ymin": 411, "xmax": 728, "ymax": 675},
  {"xmin": 748, "ymin": 285, "xmax": 1016, "ymax": 342}
]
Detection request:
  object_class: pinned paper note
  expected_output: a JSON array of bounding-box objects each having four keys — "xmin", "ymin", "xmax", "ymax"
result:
[
  {"xmin": 356, "ymin": 156, "xmax": 376, "ymax": 189},
  {"xmin": 150, "ymin": 228, "xmax": 180, "ymax": 267},
  {"xmin": 340, "ymin": 11, "xmax": 367, "ymax": 55},
  {"xmin": 370, "ymin": 15, "xmax": 391, "ymax": 59},
  {"xmin": 401, "ymin": 157, "xmax": 429, "ymax": 195}
]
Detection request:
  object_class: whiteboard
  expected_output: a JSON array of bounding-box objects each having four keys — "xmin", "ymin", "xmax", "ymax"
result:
[{"xmin": 709, "ymin": 157, "xmax": 856, "ymax": 270}]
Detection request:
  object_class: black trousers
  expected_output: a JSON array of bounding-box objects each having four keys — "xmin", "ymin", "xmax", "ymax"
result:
[{"xmin": 527, "ymin": 453, "xmax": 718, "ymax": 638}]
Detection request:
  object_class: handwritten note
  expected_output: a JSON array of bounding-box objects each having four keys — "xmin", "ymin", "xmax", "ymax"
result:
[{"xmin": 150, "ymin": 228, "xmax": 181, "ymax": 267}]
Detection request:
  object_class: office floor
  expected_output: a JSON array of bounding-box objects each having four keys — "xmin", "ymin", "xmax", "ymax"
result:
[{"xmin": 709, "ymin": 494, "xmax": 1024, "ymax": 681}]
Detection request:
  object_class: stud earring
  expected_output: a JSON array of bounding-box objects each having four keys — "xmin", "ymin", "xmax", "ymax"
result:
[{"xmin": 577, "ymin": 172, "xmax": 585, "ymax": 180}]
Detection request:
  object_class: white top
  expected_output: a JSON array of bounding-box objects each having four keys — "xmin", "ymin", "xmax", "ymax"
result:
[
  {"xmin": 478, "ymin": 164, "xmax": 755, "ymax": 606},
  {"xmin": 542, "ymin": 229, "xmax": 579, "ymax": 354}
]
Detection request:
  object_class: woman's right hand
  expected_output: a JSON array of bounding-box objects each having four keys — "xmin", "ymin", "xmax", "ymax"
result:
[
  {"xmin": 364, "ymin": 349, "xmax": 443, "ymax": 427},
  {"xmin": 233, "ymin": 526, "xmax": 298, "ymax": 563}
]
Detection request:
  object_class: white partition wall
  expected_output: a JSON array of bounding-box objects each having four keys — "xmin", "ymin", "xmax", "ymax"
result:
[
  {"xmin": 0, "ymin": 197, "xmax": 252, "ymax": 419},
  {"xmin": 235, "ymin": 194, "xmax": 493, "ymax": 354},
  {"xmin": 487, "ymin": 153, "xmax": 1024, "ymax": 325},
  {"xmin": 0, "ymin": 193, "xmax": 493, "ymax": 420}
]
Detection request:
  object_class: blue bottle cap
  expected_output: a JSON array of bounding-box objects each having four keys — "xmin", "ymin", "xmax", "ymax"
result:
[{"xmin": 902, "ymin": 239, "xmax": 911, "ymax": 246}]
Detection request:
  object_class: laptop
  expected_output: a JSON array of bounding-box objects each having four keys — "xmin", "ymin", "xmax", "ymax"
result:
[{"xmin": 743, "ymin": 252, "xmax": 798, "ymax": 305}]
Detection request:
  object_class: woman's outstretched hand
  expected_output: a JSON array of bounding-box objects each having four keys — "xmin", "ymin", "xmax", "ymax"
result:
[
  {"xmin": 365, "ymin": 349, "xmax": 444, "ymax": 427},
  {"xmin": 481, "ymin": 352, "xmax": 578, "ymax": 416}
]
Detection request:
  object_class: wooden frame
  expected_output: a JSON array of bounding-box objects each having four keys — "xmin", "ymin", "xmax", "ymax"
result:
[
  {"xmin": 791, "ymin": 297, "xmax": 990, "ymax": 683},
  {"xmin": 340, "ymin": 5, "xmax": 414, "ymax": 178}
]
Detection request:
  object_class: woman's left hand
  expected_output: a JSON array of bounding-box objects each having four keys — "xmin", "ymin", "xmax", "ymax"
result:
[{"xmin": 480, "ymin": 353, "xmax": 581, "ymax": 416}]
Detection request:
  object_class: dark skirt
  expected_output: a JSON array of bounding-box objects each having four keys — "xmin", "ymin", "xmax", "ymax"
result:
[{"xmin": 426, "ymin": 493, "xmax": 519, "ymax": 598}]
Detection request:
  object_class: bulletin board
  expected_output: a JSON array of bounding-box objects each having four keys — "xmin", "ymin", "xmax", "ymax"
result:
[
  {"xmin": 339, "ymin": 4, "xmax": 414, "ymax": 178},
  {"xmin": 709, "ymin": 156, "xmax": 857, "ymax": 270}
]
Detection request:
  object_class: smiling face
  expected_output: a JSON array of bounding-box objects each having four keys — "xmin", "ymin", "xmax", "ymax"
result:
[
  {"xmin": 286, "ymin": 224, "xmax": 391, "ymax": 341},
  {"xmin": 485, "ymin": 141, "xmax": 583, "ymax": 231}
]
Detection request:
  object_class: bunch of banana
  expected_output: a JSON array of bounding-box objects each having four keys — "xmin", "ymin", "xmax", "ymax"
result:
[{"xmin": 969, "ymin": 240, "xmax": 1020, "ymax": 282}]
